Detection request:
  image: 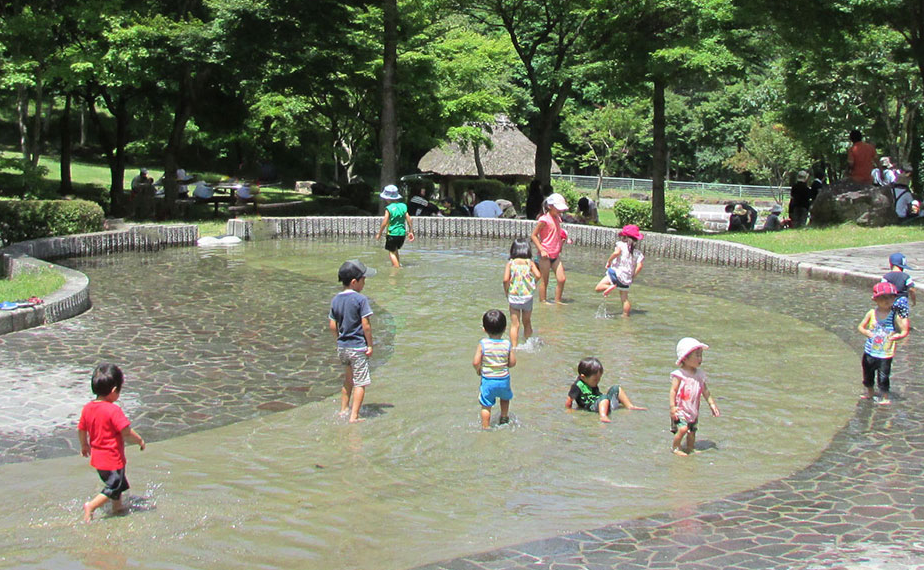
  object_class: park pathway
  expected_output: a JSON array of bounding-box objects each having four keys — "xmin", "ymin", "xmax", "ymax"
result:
[{"xmin": 414, "ymin": 242, "xmax": 924, "ymax": 570}]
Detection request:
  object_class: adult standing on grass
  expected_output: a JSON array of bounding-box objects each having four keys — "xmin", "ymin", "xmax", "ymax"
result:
[
  {"xmin": 789, "ymin": 170, "xmax": 813, "ymax": 228},
  {"xmin": 847, "ymin": 130, "xmax": 877, "ymax": 185}
]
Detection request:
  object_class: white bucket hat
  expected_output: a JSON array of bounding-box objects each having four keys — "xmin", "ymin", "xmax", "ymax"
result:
[
  {"xmin": 545, "ymin": 193, "xmax": 569, "ymax": 211},
  {"xmin": 380, "ymin": 184, "xmax": 401, "ymax": 200},
  {"xmin": 676, "ymin": 337, "xmax": 709, "ymax": 366}
]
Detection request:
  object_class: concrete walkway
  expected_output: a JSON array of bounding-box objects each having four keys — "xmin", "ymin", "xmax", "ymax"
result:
[{"xmin": 415, "ymin": 242, "xmax": 924, "ymax": 570}]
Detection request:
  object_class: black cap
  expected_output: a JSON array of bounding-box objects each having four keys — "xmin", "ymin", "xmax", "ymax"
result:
[{"xmin": 338, "ymin": 259, "xmax": 376, "ymax": 282}]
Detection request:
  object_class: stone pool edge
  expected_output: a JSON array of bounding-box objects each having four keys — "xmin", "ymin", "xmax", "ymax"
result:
[{"xmin": 0, "ymin": 224, "xmax": 198, "ymax": 335}]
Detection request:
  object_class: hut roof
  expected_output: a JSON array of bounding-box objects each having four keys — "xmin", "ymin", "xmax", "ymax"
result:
[{"xmin": 417, "ymin": 115, "xmax": 560, "ymax": 177}]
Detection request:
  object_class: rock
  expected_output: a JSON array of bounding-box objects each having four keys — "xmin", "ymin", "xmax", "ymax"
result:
[{"xmin": 810, "ymin": 179, "xmax": 898, "ymax": 227}]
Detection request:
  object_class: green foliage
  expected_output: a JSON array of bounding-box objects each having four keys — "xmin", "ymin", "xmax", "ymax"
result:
[
  {"xmin": 611, "ymin": 195, "xmax": 701, "ymax": 232},
  {"xmin": 550, "ymin": 180, "xmax": 583, "ymax": 211},
  {"xmin": 0, "ymin": 200, "xmax": 104, "ymax": 245},
  {"xmin": 725, "ymin": 121, "xmax": 810, "ymax": 192},
  {"xmin": 0, "ymin": 158, "xmax": 52, "ymax": 199}
]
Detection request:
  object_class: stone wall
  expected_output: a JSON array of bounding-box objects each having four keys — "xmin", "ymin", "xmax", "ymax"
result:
[
  {"xmin": 226, "ymin": 217, "xmax": 800, "ymax": 274},
  {"xmin": 0, "ymin": 224, "xmax": 197, "ymax": 334}
]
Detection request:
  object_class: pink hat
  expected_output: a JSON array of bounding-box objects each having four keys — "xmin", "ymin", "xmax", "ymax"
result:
[
  {"xmin": 872, "ymin": 282, "xmax": 898, "ymax": 299},
  {"xmin": 619, "ymin": 224, "xmax": 644, "ymax": 241}
]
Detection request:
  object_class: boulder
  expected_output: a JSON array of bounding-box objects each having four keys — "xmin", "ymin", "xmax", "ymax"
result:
[{"xmin": 810, "ymin": 178, "xmax": 898, "ymax": 227}]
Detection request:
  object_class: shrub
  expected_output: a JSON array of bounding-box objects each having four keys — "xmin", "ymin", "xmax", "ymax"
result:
[
  {"xmin": 0, "ymin": 200, "xmax": 105, "ymax": 245},
  {"xmin": 611, "ymin": 194, "xmax": 701, "ymax": 232},
  {"xmin": 550, "ymin": 179, "xmax": 583, "ymax": 211}
]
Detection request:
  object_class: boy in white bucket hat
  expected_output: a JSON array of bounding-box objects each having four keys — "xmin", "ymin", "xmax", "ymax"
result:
[
  {"xmin": 375, "ymin": 184, "xmax": 415, "ymax": 267},
  {"xmin": 669, "ymin": 337, "xmax": 720, "ymax": 456}
]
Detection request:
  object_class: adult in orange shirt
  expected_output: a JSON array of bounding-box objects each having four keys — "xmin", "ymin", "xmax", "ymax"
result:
[{"xmin": 847, "ymin": 130, "xmax": 877, "ymax": 184}]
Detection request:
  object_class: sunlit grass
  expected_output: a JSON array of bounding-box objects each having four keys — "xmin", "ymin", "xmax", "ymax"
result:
[{"xmin": 0, "ymin": 267, "xmax": 65, "ymax": 302}]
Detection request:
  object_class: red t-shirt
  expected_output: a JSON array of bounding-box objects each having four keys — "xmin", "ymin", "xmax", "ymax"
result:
[
  {"xmin": 849, "ymin": 141, "xmax": 876, "ymax": 184},
  {"xmin": 78, "ymin": 400, "xmax": 131, "ymax": 470}
]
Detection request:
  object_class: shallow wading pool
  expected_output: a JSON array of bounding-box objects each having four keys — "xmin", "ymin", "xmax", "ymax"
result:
[{"xmin": 0, "ymin": 236, "xmax": 863, "ymax": 569}]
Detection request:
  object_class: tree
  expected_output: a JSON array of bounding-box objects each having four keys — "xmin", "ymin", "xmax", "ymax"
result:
[
  {"xmin": 455, "ymin": 0, "xmax": 592, "ymax": 186},
  {"xmin": 381, "ymin": 0, "xmax": 399, "ymax": 187},
  {"xmin": 725, "ymin": 121, "xmax": 810, "ymax": 201},
  {"xmin": 588, "ymin": 0, "xmax": 747, "ymax": 231}
]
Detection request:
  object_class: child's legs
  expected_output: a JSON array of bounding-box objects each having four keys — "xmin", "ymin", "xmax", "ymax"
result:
[
  {"xmin": 350, "ymin": 386, "xmax": 366, "ymax": 421},
  {"xmin": 552, "ymin": 259, "xmax": 566, "ymax": 302},
  {"xmin": 877, "ymin": 357, "xmax": 893, "ymax": 396},
  {"xmin": 861, "ymin": 353, "xmax": 877, "ymax": 397},
  {"xmin": 620, "ymin": 289, "xmax": 631, "ymax": 315},
  {"xmin": 537, "ymin": 257, "xmax": 552, "ymax": 301},
  {"xmin": 509, "ymin": 308, "xmax": 522, "ymax": 346},
  {"xmin": 480, "ymin": 405, "xmax": 492, "ymax": 429},
  {"xmin": 388, "ymin": 250, "xmax": 400, "ymax": 267},
  {"xmin": 340, "ymin": 365, "xmax": 355, "ymax": 412},
  {"xmin": 499, "ymin": 399, "xmax": 510, "ymax": 420},
  {"xmin": 597, "ymin": 397, "xmax": 611, "ymax": 420},
  {"xmin": 672, "ymin": 424, "xmax": 689, "ymax": 452},
  {"xmin": 686, "ymin": 429, "xmax": 697, "ymax": 452},
  {"xmin": 594, "ymin": 275, "xmax": 612, "ymax": 292},
  {"xmin": 521, "ymin": 309, "xmax": 533, "ymax": 339},
  {"xmin": 346, "ymin": 350, "xmax": 372, "ymax": 421},
  {"xmin": 614, "ymin": 386, "xmax": 634, "ymax": 409}
]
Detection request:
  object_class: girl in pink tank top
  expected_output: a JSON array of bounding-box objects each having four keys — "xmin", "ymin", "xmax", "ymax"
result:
[{"xmin": 530, "ymin": 193, "xmax": 570, "ymax": 303}]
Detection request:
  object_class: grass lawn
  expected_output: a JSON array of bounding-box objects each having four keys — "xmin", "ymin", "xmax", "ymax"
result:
[
  {"xmin": 0, "ymin": 267, "xmax": 65, "ymax": 301},
  {"xmin": 702, "ymin": 224, "xmax": 924, "ymax": 254}
]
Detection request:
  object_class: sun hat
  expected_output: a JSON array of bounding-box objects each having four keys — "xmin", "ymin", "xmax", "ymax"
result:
[
  {"xmin": 888, "ymin": 252, "xmax": 912, "ymax": 270},
  {"xmin": 545, "ymin": 193, "xmax": 569, "ymax": 211},
  {"xmin": 379, "ymin": 184, "xmax": 401, "ymax": 200},
  {"xmin": 881, "ymin": 156, "xmax": 893, "ymax": 168},
  {"xmin": 338, "ymin": 259, "xmax": 377, "ymax": 283},
  {"xmin": 872, "ymin": 282, "xmax": 898, "ymax": 299},
  {"xmin": 733, "ymin": 205, "xmax": 747, "ymax": 216},
  {"xmin": 676, "ymin": 337, "xmax": 709, "ymax": 366},
  {"xmin": 770, "ymin": 204, "xmax": 783, "ymax": 214},
  {"xmin": 796, "ymin": 170, "xmax": 809, "ymax": 182},
  {"xmin": 619, "ymin": 224, "xmax": 644, "ymax": 241},
  {"xmin": 140, "ymin": 167, "xmax": 148, "ymax": 174}
]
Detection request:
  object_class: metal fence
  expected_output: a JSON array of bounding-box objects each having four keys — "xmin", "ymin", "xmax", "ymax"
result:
[{"xmin": 552, "ymin": 174, "xmax": 780, "ymax": 199}]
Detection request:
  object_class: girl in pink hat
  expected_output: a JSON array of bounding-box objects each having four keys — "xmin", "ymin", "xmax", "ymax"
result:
[{"xmin": 594, "ymin": 224, "xmax": 645, "ymax": 317}]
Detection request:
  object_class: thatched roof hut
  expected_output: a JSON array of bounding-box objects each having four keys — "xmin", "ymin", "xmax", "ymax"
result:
[{"xmin": 416, "ymin": 115, "xmax": 560, "ymax": 196}]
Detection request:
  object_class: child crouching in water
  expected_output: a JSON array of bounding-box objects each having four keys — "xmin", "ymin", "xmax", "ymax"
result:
[
  {"xmin": 565, "ymin": 357, "xmax": 646, "ymax": 422},
  {"xmin": 858, "ymin": 282, "xmax": 909, "ymax": 405},
  {"xmin": 595, "ymin": 224, "xmax": 644, "ymax": 317},
  {"xmin": 503, "ymin": 238, "xmax": 540, "ymax": 347},
  {"xmin": 78, "ymin": 363, "xmax": 145, "ymax": 522},
  {"xmin": 670, "ymin": 338, "xmax": 720, "ymax": 456},
  {"xmin": 473, "ymin": 309, "xmax": 516, "ymax": 428}
]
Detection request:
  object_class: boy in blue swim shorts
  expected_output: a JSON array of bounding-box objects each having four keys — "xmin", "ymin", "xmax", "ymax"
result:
[{"xmin": 472, "ymin": 309, "xmax": 516, "ymax": 429}]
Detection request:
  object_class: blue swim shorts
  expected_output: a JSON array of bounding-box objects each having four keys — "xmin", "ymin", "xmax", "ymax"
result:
[
  {"xmin": 606, "ymin": 268, "xmax": 630, "ymax": 290},
  {"xmin": 479, "ymin": 376, "xmax": 513, "ymax": 407}
]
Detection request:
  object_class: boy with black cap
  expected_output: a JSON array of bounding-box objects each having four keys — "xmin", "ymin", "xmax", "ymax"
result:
[
  {"xmin": 329, "ymin": 260, "xmax": 376, "ymax": 422},
  {"xmin": 882, "ymin": 252, "xmax": 916, "ymax": 319}
]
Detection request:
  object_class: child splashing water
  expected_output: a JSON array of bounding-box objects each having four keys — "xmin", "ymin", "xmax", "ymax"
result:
[
  {"xmin": 503, "ymin": 239, "xmax": 540, "ymax": 348},
  {"xmin": 595, "ymin": 225, "xmax": 644, "ymax": 317}
]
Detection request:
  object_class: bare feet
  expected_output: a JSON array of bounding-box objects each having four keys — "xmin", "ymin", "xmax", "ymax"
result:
[
  {"xmin": 672, "ymin": 448, "xmax": 688, "ymax": 456},
  {"xmin": 348, "ymin": 417, "xmax": 366, "ymax": 423},
  {"xmin": 627, "ymin": 405, "xmax": 648, "ymax": 411},
  {"xmin": 599, "ymin": 416, "xmax": 612, "ymax": 423},
  {"xmin": 83, "ymin": 502, "xmax": 93, "ymax": 523}
]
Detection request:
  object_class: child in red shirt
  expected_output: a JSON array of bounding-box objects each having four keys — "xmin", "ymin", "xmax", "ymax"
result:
[{"xmin": 77, "ymin": 363, "xmax": 145, "ymax": 522}]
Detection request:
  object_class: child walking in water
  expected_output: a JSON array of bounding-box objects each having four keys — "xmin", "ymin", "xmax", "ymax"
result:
[
  {"xmin": 595, "ymin": 224, "xmax": 644, "ymax": 317},
  {"xmin": 503, "ymin": 239, "xmax": 541, "ymax": 347},
  {"xmin": 78, "ymin": 363, "xmax": 145, "ymax": 522},
  {"xmin": 473, "ymin": 309, "xmax": 516, "ymax": 428},
  {"xmin": 374, "ymin": 184, "xmax": 414, "ymax": 267},
  {"xmin": 858, "ymin": 282, "xmax": 909, "ymax": 405},
  {"xmin": 670, "ymin": 338, "xmax": 720, "ymax": 456},
  {"xmin": 565, "ymin": 357, "xmax": 646, "ymax": 422},
  {"xmin": 531, "ymin": 193, "xmax": 569, "ymax": 304},
  {"xmin": 329, "ymin": 260, "xmax": 376, "ymax": 422}
]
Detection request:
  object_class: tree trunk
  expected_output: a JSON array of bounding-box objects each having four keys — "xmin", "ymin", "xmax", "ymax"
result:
[
  {"xmin": 29, "ymin": 70, "xmax": 44, "ymax": 166},
  {"xmin": 534, "ymin": 111, "xmax": 555, "ymax": 186},
  {"xmin": 17, "ymin": 85, "xmax": 28, "ymax": 160},
  {"xmin": 163, "ymin": 66, "xmax": 197, "ymax": 218},
  {"xmin": 59, "ymin": 93, "xmax": 73, "ymax": 195},
  {"xmin": 85, "ymin": 89, "xmax": 129, "ymax": 217},
  {"xmin": 474, "ymin": 144, "xmax": 485, "ymax": 178},
  {"xmin": 651, "ymin": 77, "xmax": 667, "ymax": 232},
  {"xmin": 379, "ymin": 0, "xmax": 398, "ymax": 188}
]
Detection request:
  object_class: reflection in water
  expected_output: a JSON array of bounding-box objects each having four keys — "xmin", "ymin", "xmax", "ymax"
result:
[{"xmin": 0, "ymin": 237, "xmax": 865, "ymax": 570}]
